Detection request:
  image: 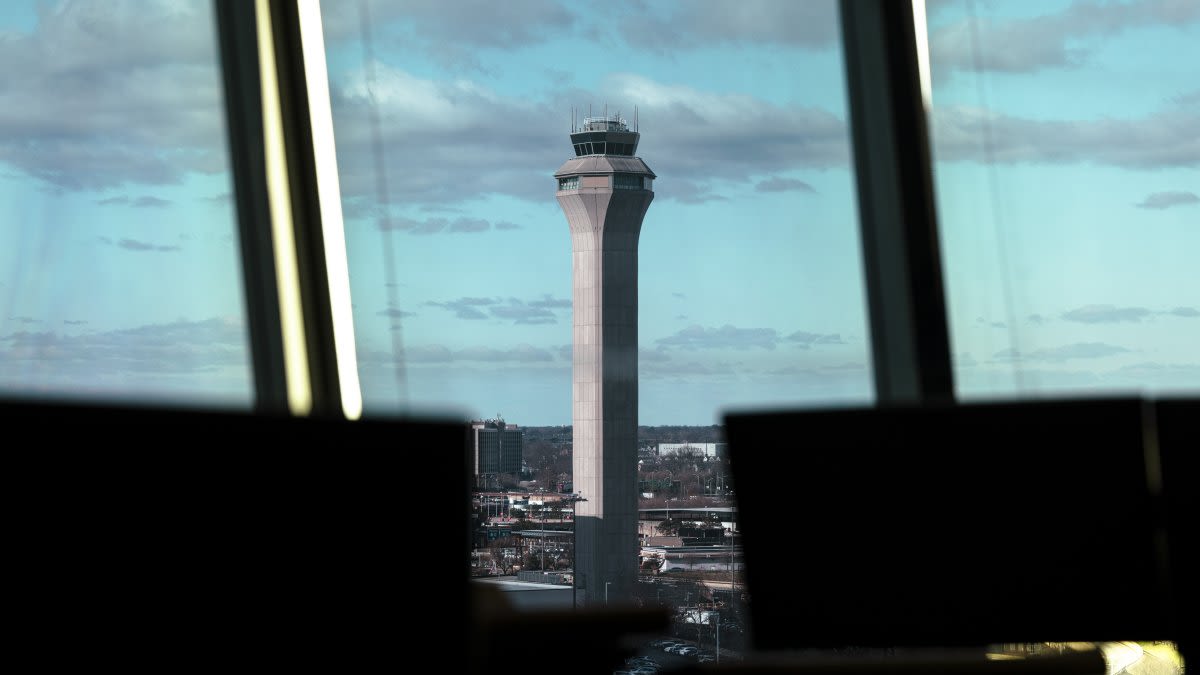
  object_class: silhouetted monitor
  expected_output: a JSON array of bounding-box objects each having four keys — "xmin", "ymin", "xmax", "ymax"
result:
[
  {"xmin": 4, "ymin": 397, "xmax": 472, "ymax": 668},
  {"xmin": 724, "ymin": 397, "xmax": 1179, "ymax": 651}
]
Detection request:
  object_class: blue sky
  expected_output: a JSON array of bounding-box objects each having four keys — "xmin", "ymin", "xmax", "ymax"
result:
[{"xmin": 1, "ymin": 0, "xmax": 1197, "ymax": 424}]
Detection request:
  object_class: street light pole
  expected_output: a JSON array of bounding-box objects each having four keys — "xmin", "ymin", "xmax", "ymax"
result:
[
  {"xmin": 730, "ymin": 517, "xmax": 736, "ymax": 592},
  {"xmin": 567, "ymin": 494, "xmax": 585, "ymax": 611},
  {"xmin": 605, "ymin": 581, "xmax": 611, "ymax": 605},
  {"xmin": 716, "ymin": 610, "xmax": 720, "ymax": 664}
]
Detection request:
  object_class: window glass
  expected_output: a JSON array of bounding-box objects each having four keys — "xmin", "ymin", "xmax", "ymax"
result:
[
  {"xmin": 320, "ymin": 0, "xmax": 871, "ymax": 422},
  {"xmin": 0, "ymin": 0, "xmax": 252, "ymax": 407},
  {"xmin": 924, "ymin": 1, "xmax": 1192, "ymax": 666},
  {"xmin": 320, "ymin": 0, "xmax": 870, "ymax": 663},
  {"xmin": 925, "ymin": 0, "xmax": 1200, "ymax": 399}
]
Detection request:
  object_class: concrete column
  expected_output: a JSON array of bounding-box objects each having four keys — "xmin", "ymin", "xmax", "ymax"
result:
[{"xmin": 556, "ymin": 162, "xmax": 653, "ymax": 607}]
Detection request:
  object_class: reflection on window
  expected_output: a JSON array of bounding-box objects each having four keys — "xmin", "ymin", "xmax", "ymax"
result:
[
  {"xmin": 558, "ymin": 176, "xmax": 579, "ymax": 191},
  {"xmin": 925, "ymin": 0, "xmax": 1200, "ymax": 399},
  {"xmin": 0, "ymin": 1, "xmax": 252, "ymax": 407}
]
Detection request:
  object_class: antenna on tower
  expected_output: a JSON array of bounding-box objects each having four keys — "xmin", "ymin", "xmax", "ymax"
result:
[{"xmin": 635, "ymin": 105, "xmax": 638, "ymax": 132}]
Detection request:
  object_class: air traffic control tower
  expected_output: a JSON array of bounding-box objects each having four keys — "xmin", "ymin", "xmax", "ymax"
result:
[{"xmin": 555, "ymin": 112, "xmax": 655, "ymax": 606}]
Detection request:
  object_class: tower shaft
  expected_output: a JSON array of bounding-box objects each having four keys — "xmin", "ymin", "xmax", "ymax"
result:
[{"xmin": 555, "ymin": 118, "xmax": 655, "ymax": 606}]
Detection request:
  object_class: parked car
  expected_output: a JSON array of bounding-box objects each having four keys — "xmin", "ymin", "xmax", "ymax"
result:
[{"xmin": 667, "ymin": 645, "xmax": 689, "ymax": 655}]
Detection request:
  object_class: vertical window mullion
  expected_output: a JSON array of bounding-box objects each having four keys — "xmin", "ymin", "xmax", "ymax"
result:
[
  {"xmin": 839, "ymin": 0, "xmax": 954, "ymax": 405},
  {"xmin": 214, "ymin": 0, "xmax": 290, "ymax": 415},
  {"xmin": 214, "ymin": 0, "xmax": 361, "ymax": 419}
]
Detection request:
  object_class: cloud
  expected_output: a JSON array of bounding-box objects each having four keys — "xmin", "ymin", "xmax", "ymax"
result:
[
  {"xmin": 105, "ymin": 238, "xmax": 181, "ymax": 253},
  {"xmin": 424, "ymin": 297, "xmax": 496, "ymax": 320},
  {"xmin": 97, "ymin": 196, "xmax": 129, "ymax": 206},
  {"xmin": 376, "ymin": 308, "xmax": 415, "ymax": 319},
  {"xmin": 329, "ymin": 63, "xmax": 563, "ymax": 209},
  {"xmin": 1136, "ymin": 191, "xmax": 1200, "ymax": 209},
  {"xmin": 528, "ymin": 295, "xmax": 572, "ymax": 309},
  {"xmin": 992, "ymin": 342, "xmax": 1129, "ymax": 363},
  {"xmin": 657, "ymin": 324, "xmax": 779, "ymax": 350},
  {"xmin": 618, "ymin": 0, "xmax": 839, "ymax": 53},
  {"xmin": 9, "ymin": 316, "xmax": 41, "ymax": 325},
  {"xmin": 929, "ymin": 0, "xmax": 1200, "ymax": 77},
  {"xmin": 494, "ymin": 221, "xmax": 521, "ymax": 230},
  {"xmin": 639, "ymin": 348, "xmax": 671, "ymax": 363},
  {"xmin": 418, "ymin": 204, "xmax": 465, "ymax": 214},
  {"xmin": 402, "ymin": 343, "xmax": 554, "ymax": 364},
  {"xmin": 456, "ymin": 344, "xmax": 555, "ymax": 362},
  {"xmin": 1061, "ymin": 304, "xmax": 1152, "ymax": 323},
  {"xmin": 424, "ymin": 295, "xmax": 569, "ymax": 324},
  {"xmin": 402, "ymin": 344, "xmax": 454, "ymax": 363},
  {"xmin": 1028, "ymin": 314, "xmax": 1047, "ymax": 325},
  {"xmin": 132, "ymin": 196, "xmax": 171, "ymax": 208},
  {"xmin": 329, "ymin": 65, "xmax": 849, "ymax": 211},
  {"xmin": 653, "ymin": 325, "xmax": 849, "ymax": 352},
  {"xmin": 930, "ymin": 104, "xmax": 1200, "ymax": 169},
  {"xmin": 765, "ymin": 362, "xmax": 867, "ymax": 378},
  {"xmin": 489, "ymin": 301, "xmax": 557, "ymax": 325},
  {"xmin": 785, "ymin": 331, "xmax": 845, "ymax": 348},
  {"xmin": 324, "ymin": 1, "xmax": 839, "ymax": 67},
  {"xmin": 63, "ymin": 320, "xmax": 87, "ymax": 326},
  {"xmin": 1109, "ymin": 361, "xmax": 1200, "ymax": 383},
  {"xmin": 755, "ymin": 177, "xmax": 816, "ymax": 193},
  {"xmin": 0, "ymin": 317, "xmax": 249, "ymax": 395},
  {"xmin": 0, "ymin": 2, "xmax": 229, "ymax": 190},
  {"xmin": 663, "ymin": 180, "xmax": 728, "ymax": 204},
  {"xmin": 378, "ymin": 215, "xmax": 514, "ymax": 235},
  {"xmin": 976, "ymin": 317, "xmax": 1007, "ymax": 329},
  {"xmin": 672, "ymin": 292, "xmax": 686, "ymax": 299},
  {"xmin": 643, "ymin": 359, "xmax": 736, "ymax": 378},
  {"xmin": 1169, "ymin": 306, "xmax": 1200, "ymax": 317},
  {"xmin": 97, "ymin": 237, "xmax": 180, "ymax": 253},
  {"xmin": 448, "ymin": 217, "xmax": 489, "ymax": 233},
  {"xmin": 606, "ymin": 72, "xmax": 850, "ymax": 179},
  {"xmin": 321, "ymin": 0, "xmax": 576, "ymax": 72}
]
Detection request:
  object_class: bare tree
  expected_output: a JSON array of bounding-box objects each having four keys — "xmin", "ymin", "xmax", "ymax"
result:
[
  {"xmin": 488, "ymin": 536, "xmax": 517, "ymax": 575},
  {"xmin": 657, "ymin": 519, "xmax": 680, "ymax": 536}
]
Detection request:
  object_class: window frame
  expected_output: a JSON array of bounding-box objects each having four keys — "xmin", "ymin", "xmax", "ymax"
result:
[{"xmin": 212, "ymin": 0, "xmax": 954, "ymax": 417}]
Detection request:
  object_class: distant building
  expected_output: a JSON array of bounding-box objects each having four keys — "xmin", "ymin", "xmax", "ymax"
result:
[
  {"xmin": 657, "ymin": 442, "xmax": 727, "ymax": 460},
  {"xmin": 470, "ymin": 418, "xmax": 524, "ymax": 487}
]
